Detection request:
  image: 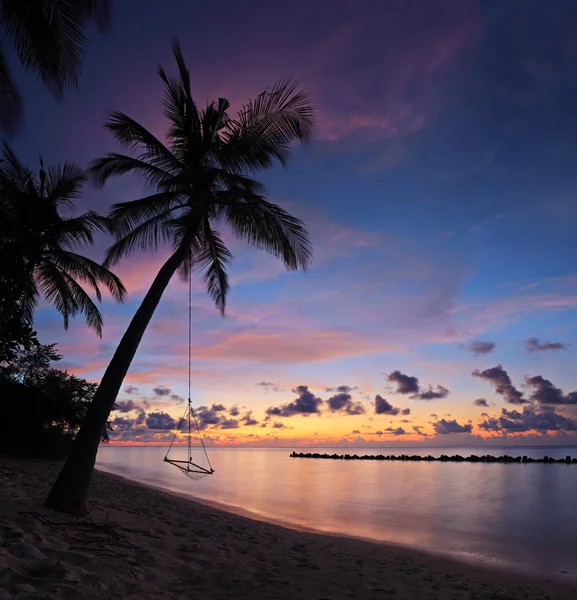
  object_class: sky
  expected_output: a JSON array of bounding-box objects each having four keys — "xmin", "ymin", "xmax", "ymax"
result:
[{"xmin": 12, "ymin": 0, "xmax": 577, "ymax": 447}]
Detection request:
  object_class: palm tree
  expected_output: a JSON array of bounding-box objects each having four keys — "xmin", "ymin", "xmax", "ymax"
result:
[
  {"xmin": 0, "ymin": 0, "xmax": 111, "ymax": 133},
  {"xmin": 45, "ymin": 39, "xmax": 315, "ymax": 515},
  {"xmin": 0, "ymin": 143, "xmax": 126, "ymax": 336}
]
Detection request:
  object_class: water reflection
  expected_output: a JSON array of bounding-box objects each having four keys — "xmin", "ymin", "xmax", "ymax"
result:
[{"xmin": 96, "ymin": 445, "xmax": 577, "ymax": 576}]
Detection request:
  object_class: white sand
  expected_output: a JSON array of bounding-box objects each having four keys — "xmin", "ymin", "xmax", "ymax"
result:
[{"xmin": 1, "ymin": 456, "xmax": 576, "ymax": 600}]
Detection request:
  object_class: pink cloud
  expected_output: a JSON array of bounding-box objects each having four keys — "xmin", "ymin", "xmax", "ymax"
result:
[{"xmin": 193, "ymin": 328, "xmax": 402, "ymax": 364}]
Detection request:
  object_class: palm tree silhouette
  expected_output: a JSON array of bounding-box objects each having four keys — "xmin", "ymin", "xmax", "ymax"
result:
[
  {"xmin": 0, "ymin": 0, "xmax": 111, "ymax": 133},
  {"xmin": 46, "ymin": 39, "xmax": 315, "ymax": 515},
  {"xmin": 0, "ymin": 143, "xmax": 126, "ymax": 336}
]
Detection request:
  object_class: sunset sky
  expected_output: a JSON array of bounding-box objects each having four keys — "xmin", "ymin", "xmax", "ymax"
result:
[{"xmin": 13, "ymin": 0, "xmax": 577, "ymax": 447}]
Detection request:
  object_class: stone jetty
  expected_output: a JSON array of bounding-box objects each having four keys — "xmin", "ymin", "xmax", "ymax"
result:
[{"xmin": 290, "ymin": 452, "xmax": 577, "ymax": 464}]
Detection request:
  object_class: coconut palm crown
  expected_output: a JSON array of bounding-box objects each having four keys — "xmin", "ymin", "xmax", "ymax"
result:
[{"xmin": 0, "ymin": 143, "xmax": 126, "ymax": 336}]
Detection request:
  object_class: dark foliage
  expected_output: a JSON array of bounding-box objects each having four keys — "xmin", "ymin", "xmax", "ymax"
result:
[
  {"xmin": 0, "ymin": 0, "xmax": 112, "ymax": 133},
  {"xmin": 0, "ymin": 340, "xmax": 110, "ymax": 459}
]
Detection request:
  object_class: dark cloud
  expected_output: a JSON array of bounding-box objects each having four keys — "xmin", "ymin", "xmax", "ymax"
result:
[
  {"xmin": 242, "ymin": 412, "xmax": 258, "ymax": 426},
  {"xmin": 220, "ymin": 419, "xmax": 239, "ymax": 430},
  {"xmin": 272, "ymin": 422, "xmax": 287, "ymax": 429},
  {"xmin": 413, "ymin": 425, "xmax": 428, "ymax": 437},
  {"xmin": 474, "ymin": 398, "xmax": 489, "ymax": 407},
  {"xmin": 401, "ymin": 408, "xmax": 411, "ymax": 415},
  {"xmin": 525, "ymin": 375, "xmax": 577, "ymax": 405},
  {"xmin": 195, "ymin": 404, "xmax": 228, "ymax": 429},
  {"xmin": 433, "ymin": 419, "xmax": 473, "ymax": 434},
  {"xmin": 124, "ymin": 385, "xmax": 138, "ymax": 394},
  {"xmin": 430, "ymin": 413, "xmax": 438, "ymax": 418},
  {"xmin": 385, "ymin": 427, "xmax": 406, "ymax": 436},
  {"xmin": 256, "ymin": 381, "xmax": 280, "ymax": 392},
  {"xmin": 479, "ymin": 407, "xmax": 577, "ymax": 433},
  {"xmin": 111, "ymin": 416, "xmax": 136, "ymax": 430},
  {"xmin": 326, "ymin": 385, "xmax": 358, "ymax": 393},
  {"xmin": 113, "ymin": 400, "xmax": 146, "ymax": 425},
  {"xmin": 417, "ymin": 385, "xmax": 449, "ymax": 400},
  {"xmin": 170, "ymin": 393, "xmax": 185, "ymax": 404},
  {"xmin": 386, "ymin": 370, "xmax": 449, "ymax": 400},
  {"xmin": 525, "ymin": 338, "xmax": 570, "ymax": 353},
  {"xmin": 387, "ymin": 370, "xmax": 420, "ymax": 395},
  {"xmin": 472, "ymin": 364, "xmax": 527, "ymax": 404},
  {"xmin": 229, "ymin": 406, "xmax": 240, "ymax": 417},
  {"xmin": 153, "ymin": 385, "xmax": 171, "ymax": 397},
  {"xmin": 374, "ymin": 395, "xmax": 400, "ymax": 415},
  {"xmin": 266, "ymin": 385, "xmax": 323, "ymax": 417},
  {"xmin": 351, "ymin": 429, "xmax": 361, "ymax": 434},
  {"xmin": 146, "ymin": 411, "xmax": 177, "ymax": 430},
  {"xmin": 326, "ymin": 392, "xmax": 365, "ymax": 415},
  {"xmin": 464, "ymin": 340, "xmax": 496, "ymax": 356}
]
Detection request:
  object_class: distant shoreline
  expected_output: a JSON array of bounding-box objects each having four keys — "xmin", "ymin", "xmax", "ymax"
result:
[{"xmin": 2, "ymin": 456, "xmax": 577, "ymax": 599}]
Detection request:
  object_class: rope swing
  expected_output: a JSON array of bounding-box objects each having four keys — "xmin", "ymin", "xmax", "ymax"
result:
[{"xmin": 164, "ymin": 261, "xmax": 214, "ymax": 480}]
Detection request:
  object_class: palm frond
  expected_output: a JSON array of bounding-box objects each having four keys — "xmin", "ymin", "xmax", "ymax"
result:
[
  {"xmin": 108, "ymin": 191, "xmax": 185, "ymax": 238},
  {"xmin": 0, "ymin": 43, "xmax": 22, "ymax": 133},
  {"xmin": 193, "ymin": 219, "xmax": 232, "ymax": 315},
  {"xmin": 89, "ymin": 153, "xmax": 176, "ymax": 189},
  {"xmin": 104, "ymin": 208, "xmax": 177, "ymax": 267},
  {"xmin": 0, "ymin": 0, "xmax": 88, "ymax": 94},
  {"xmin": 0, "ymin": 142, "xmax": 35, "ymax": 190},
  {"xmin": 48, "ymin": 250, "xmax": 127, "ymax": 303},
  {"xmin": 51, "ymin": 211, "xmax": 111, "ymax": 249},
  {"xmin": 215, "ymin": 192, "xmax": 312, "ymax": 270},
  {"xmin": 45, "ymin": 163, "xmax": 86, "ymax": 205},
  {"xmin": 218, "ymin": 79, "xmax": 315, "ymax": 172},
  {"xmin": 104, "ymin": 110, "xmax": 183, "ymax": 174}
]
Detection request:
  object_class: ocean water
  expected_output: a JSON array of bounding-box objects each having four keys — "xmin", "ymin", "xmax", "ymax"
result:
[{"xmin": 96, "ymin": 445, "xmax": 577, "ymax": 577}]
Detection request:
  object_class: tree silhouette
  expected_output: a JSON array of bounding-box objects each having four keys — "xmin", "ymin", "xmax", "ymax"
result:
[
  {"xmin": 0, "ymin": 143, "xmax": 126, "ymax": 336},
  {"xmin": 0, "ymin": 0, "xmax": 111, "ymax": 132},
  {"xmin": 45, "ymin": 39, "xmax": 315, "ymax": 515}
]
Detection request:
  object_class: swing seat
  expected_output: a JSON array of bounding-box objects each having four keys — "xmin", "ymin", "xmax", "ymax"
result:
[
  {"xmin": 164, "ymin": 399, "xmax": 214, "ymax": 480},
  {"xmin": 163, "ymin": 457, "xmax": 213, "ymax": 480}
]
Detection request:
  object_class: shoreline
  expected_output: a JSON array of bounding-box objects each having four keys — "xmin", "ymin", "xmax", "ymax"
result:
[
  {"xmin": 2, "ymin": 456, "xmax": 577, "ymax": 599},
  {"xmin": 97, "ymin": 463, "xmax": 538, "ymax": 579}
]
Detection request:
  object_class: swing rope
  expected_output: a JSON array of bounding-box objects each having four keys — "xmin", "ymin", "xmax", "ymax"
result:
[{"xmin": 163, "ymin": 259, "xmax": 213, "ymax": 478}]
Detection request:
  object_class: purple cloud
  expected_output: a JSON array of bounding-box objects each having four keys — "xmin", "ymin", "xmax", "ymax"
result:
[
  {"xmin": 525, "ymin": 338, "xmax": 570, "ymax": 353},
  {"xmin": 525, "ymin": 375, "xmax": 577, "ymax": 405},
  {"xmin": 465, "ymin": 340, "xmax": 496, "ymax": 356},
  {"xmin": 433, "ymin": 419, "xmax": 472, "ymax": 434},
  {"xmin": 266, "ymin": 385, "xmax": 323, "ymax": 417},
  {"xmin": 472, "ymin": 365, "xmax": 527, "ymax": 404},
  {"xmin": 374, "ymin": 395, "xmax": 400, "ymax": 415}
]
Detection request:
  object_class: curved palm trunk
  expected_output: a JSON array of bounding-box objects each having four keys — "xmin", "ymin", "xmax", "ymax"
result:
[{"xmin": 45, "ymin": 224, "xmax": 199, "ymax": 515}]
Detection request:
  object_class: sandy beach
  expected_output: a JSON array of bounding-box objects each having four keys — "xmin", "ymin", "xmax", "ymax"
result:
[{"xmin": 1, "ymin": 457, "xmax": 576, "ymax": 600}]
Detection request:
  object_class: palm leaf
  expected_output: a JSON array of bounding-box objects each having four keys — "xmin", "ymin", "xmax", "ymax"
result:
[
  {"xmin": 193, "ymin": 219, "xmax": 232, "ymax": 315},
  {"xmin": 215, "ymin": 191, "xmax": 312, "ymax": 270},
  {"xmin": 104, "ymin": 208, "xmax": 178, "ymax": 267},
  {"xmin": 0, "ymin": 43, "xmax": 22, "ymax": 133},
  {"xmin": 108, "ymin": 191, "xmax": 185, "ymax": 238},
  {"xmin": 90, "ymin": 153, "xmax": 176, "ymax": 189},
  {"xmin": 45, "ymin": 163, "xmax": 86, "ymax": 206},
  {"xmin": 104, "ymin": 110, "xmax": 183, "ymax": 174},
  {"xmin": 51, "ymin": 211, "xmax": 111, "ymax": 249},
  {"xmin": 47, "ymin": 250, "xmax": 127, "ymax": 303}
]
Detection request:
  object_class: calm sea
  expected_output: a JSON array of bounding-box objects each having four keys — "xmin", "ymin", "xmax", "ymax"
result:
[{"xmin": 96, "ymin": 445, "xmax": 577, "ymax": 577}]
